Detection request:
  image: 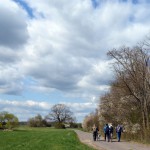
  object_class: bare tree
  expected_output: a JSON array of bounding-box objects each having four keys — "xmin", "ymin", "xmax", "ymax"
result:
[
  {"xmin": 107, "ymin": 46, "xmax": 150, "ymax": 130},
  {"xmin": 99, "ymin": 79, "xmax": 141, "ymax": 128},
  {"xmin": 47, "ymin": 104, "xmax": 75, "ymax": 123},
  {"xmin": 27, "ymin": 114, "xmax": 49, "ymax": 127},
  {"xmin": 82, "ymin": 110, "xmax": 99, "ymax": 131}
]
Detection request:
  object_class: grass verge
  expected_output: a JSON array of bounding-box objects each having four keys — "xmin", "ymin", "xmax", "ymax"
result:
[{"xmin": 0, "ymin": 127, "xmax": 96, "ymax": 150}]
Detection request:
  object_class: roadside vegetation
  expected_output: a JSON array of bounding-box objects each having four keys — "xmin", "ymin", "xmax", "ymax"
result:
[{"xmin": 83, "ymin": 38, "xmax": 150, "ymax": 144}]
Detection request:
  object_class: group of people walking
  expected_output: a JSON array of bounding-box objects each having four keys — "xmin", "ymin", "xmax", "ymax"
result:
[{"xmin": 92, "ymin": 123, "xmax": 123, "ymax": 142}]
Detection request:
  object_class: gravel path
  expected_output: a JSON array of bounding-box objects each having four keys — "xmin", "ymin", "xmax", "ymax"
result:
[{"xmin": 74, "ymin": 130, "xmax": 150, "ymax": 150}]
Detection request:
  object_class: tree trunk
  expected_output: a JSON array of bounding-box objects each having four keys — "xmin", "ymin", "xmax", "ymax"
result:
[
  {"xmin": 145, "ymin": 103, "xmax": 149, "ymax": 129},
  {"xmin": 142, "ymin": 108, "xmax": 146, "ymax": 131}
]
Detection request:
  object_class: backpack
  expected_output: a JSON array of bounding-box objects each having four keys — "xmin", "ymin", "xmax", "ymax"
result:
[
  {"xmin": 93, "ymin": 127, "xmax": 96, "ymax": 132},
  {"xmin": 105, "ymin": 126, "xmax": 109, "ymax": 133},
  {"xmin": 109, "ymin": 126, "xmax": 113, "ymax": 133},
  {"xmin": 117, "ymin": 126, "xmax": 122, "ymax": 132}
]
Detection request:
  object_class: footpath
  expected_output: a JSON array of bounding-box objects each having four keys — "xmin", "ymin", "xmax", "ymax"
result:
[{"xmin": 74, "ymin": 130, "xmax": 150, "ymax": 150}]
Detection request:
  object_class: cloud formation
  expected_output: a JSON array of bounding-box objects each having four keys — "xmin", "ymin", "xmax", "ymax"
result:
[
  {"xmin": 0, "ymin": 0, "xmax": 28, "ymax": 49},
  {"xmin": 0, "ymin": 0, "xmax": 150, "ymax": 121},
  {"xmin": 0, "ymin": 99, "xmax": 96, "ymax": 122}
]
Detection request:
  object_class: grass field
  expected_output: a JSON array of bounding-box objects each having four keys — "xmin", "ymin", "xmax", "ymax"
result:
[{"xmin": 0, "ymin": 127, "xmax": 95, "ymax": 150}]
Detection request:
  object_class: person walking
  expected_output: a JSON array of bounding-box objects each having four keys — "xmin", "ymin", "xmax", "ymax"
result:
[
  {"xmin": 92, "ymin": 125, "xmax": 99, "ymax": 141},
  {"xmin": 103, "ymin": 123, "xmax": 110, "ymax": 142},
  {"xmin": 109, "ymin": 124, "xmax": 114, "ymax": 142},
  {"xmin": 116, "ymin": 124, "xmax": 123, "ymax": 142}
]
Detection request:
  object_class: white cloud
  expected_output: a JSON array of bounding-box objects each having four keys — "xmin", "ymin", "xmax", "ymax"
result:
[
  {"xmin": 0, "ymin": 0, "xmax": 29, "ymax": 49},
  {"xmin": 0, "ymin": 99, "xmax": 52, "ymax": 120},
  {"xmin": 0, "ymin": 64, "xmax": 24, "ymax": 95},
  {"xmin": 0, "ymin": 99, "xmax": 97, "ymax": 122},
  {"xmin": 0, "ymin": 0, "xmax": 29, "ymax": 94},
  {"xmin": 0, "ymin": 100, "xmax": 51, "ymax": 110},
  {"xmin": 0, "ymin": 0, "xmax": 150, "ymax": 121}
]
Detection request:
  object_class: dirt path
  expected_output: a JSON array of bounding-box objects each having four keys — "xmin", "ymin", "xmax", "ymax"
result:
[{"xmin": 74, "ymin": 130, "xmax": 150, "ymax": 150}]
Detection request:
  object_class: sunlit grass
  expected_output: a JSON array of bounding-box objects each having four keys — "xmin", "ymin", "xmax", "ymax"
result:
[{"xmin": 0, "ymin": 127, "xmax": 95, "ymax": 150}]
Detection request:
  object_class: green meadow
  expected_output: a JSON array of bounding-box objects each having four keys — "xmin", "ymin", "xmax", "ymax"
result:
[{"xmin": 0, "ymin": 127, "xmax": 95, "ymax": 150}]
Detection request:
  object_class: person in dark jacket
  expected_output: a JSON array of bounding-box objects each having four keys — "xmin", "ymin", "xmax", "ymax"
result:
[
  {"xmin": 103, "ymin": 123, "xmax": 110, "ymax": 142},
  {"xmin": 116, "ymin": 124, "xmax": 123, "ymax": 142},
  {"xmin": 109, "ymin": 124, "xmax": 114, "ymax": 142},
  {"xmin": 92, "ymin": 125, "xmax": 99, "ymax": 141}
]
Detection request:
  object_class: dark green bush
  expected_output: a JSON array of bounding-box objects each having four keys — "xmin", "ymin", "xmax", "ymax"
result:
[
  {"xmin": 0, "ymin": 112, "xmax": 19, "ymax": 129},
  {"xmin": 28, "ymin": 114, "xmax": 51, "ymax": 127},
  {"xmin": 54, "ymin": 122, "xmax": 65, "ymax": 129}
]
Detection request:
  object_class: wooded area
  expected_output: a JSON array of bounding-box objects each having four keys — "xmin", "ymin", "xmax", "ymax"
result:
[{"xmin": 83, "ymin": 40, "xmax": 150, "ymax": 142}]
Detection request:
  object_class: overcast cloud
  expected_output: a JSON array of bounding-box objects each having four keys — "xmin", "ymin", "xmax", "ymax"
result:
[{"xmin": 0, "ymin": 0, "xmax": 150, "ymax": 122}]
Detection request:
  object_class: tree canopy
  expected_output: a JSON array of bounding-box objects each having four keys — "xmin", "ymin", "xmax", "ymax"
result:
[
  {"xmin": 47, "ymin": 104, "xmax": 75, "ymax": 123},
  {"xmin": 0, "ymin": 111, "xmax": 19, "ymax": 129}
]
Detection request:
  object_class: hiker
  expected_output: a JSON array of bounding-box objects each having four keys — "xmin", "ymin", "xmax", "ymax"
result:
[
  {"xmin": 103, "ymin": 123, "xmax": 110, "ymax": 142},
  {"xmin": 116, "ymin": 124, "xmax": 123, "ymax": 142},
  {"xmin": 92, "ymin": 125, "xmax": 99, "ymax": 141},
  {"xmin": 109, "ymin": 124, "xmax": 114, "ymax": 142}
]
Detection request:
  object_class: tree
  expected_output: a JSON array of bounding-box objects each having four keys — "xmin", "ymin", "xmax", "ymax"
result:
[
  {"xmin": 99, "ymin": 80, "xmax": 141, "ymax": 130},
  {"xmin": 28, "ymin": 114, "xmax": 50, "ymax": 127},
  {"xmin": 82, "ymin": 110, "xmax": 99, "ymax": 131},
  {"xmin": 0, "ymin": 111, "xmax": 19, "ymax": 129},
  {"xmin": 47, "ymin": 104, "xmax": 75, "ymax": 123},
  {"xmin": 107, "ymin": 46, "xmax": 150, "ymax": 131}
]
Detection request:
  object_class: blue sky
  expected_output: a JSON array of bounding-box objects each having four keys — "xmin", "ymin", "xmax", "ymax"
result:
[{"xmin": 0, "ymin": 0, "xmax": 150, "ymax": 122}]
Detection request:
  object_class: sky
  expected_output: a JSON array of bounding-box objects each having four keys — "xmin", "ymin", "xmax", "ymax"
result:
[{"xmin": 0, "ymin": 0, "xmax": 150, "ymax": 122}]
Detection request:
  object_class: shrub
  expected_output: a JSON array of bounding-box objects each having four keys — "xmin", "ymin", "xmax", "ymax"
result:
[
  {"xmin": 70, "ymin": 122, "xmax": 78, "ymax": 128},
  {"xmin": 0, "ymin": 112, "xmax": 19, "ymax": 129},
  {"xmin": 28, "ymin": 114, "xmax": 51, "ymax": 127},
  {"xmin": 0, "ymin": 122, "xmax": 2, "ymax": 129},
  {"xmin": 54, "ymin": 122, "xmax": 65, "ymax": 129}
]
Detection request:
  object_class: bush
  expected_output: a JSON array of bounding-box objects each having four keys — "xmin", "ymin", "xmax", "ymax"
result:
[
  {"xmin": 70, "ymin": 122, "xmax": 82, "ymax": 128},
  {"xmin": 0, "ymin": 112, "xmax": 19, "ymax": 129},
  {"xmin": 0, "ymin": 122, "xmax": 2, "ymax": 129},
  {"xmin": 54, "ymin": 123, "xmax": 66, "ymax": 129},
  {"xmin": 42, "ymin": 120, "xmax": 51, "ymax": 127},
  {"xmin": 70, "ymin": 122, "xmax": 77, "ymax": 128},
  {"xmin": 122, "ymin": 129, "xmax": 150, "ymax": 143},
  {"xmin": 28, "ymin": 114, "xmax": 51, "ymax": 127}
]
